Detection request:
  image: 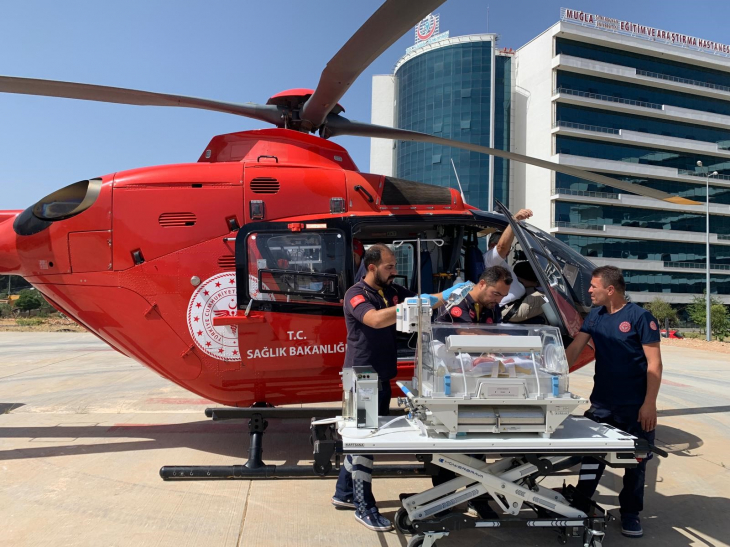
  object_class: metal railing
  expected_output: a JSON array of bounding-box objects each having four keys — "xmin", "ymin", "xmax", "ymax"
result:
[
  {"xmin": 664, "ymin": 261, "xmax": 730, "ymax": 271},
  {"xmin": 552, "ymin": 187, "xmax": 620, "ymax": 200},
  {"xmin": 554, "ymin": 120, "xmax": 620, "ymax": 134},
  {"xmin": 555, "ymin": 87, "xmax": 663, "ymax": 110},
  {"xmin": 678, "ymin": 169, "xmax": 730, "ymax": 181},
  {"xmin": 553, "ymin": 221, "xmax": 605, "ymax": 230},
  {"xmin": 636, "ymin": 69, "xmax": 730, "ymax": 93}
]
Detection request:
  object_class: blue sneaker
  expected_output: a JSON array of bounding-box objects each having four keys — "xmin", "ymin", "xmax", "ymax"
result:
[
  {"xmin": 331, "ymin": 496, "xmax": 356, "ymax": 510},
  {"xmin": 621, "ymin": 517, "xmax": 643, "ymax": 538},
  {"xmin": 355, "ymin": 507, "xmax": 393, "ymax": 531}
]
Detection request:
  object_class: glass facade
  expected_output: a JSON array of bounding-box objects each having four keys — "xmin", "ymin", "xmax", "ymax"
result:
[
  {"xmin": 557, "ymin": 104, "xmax": 730, "ymax": 146},
  {"xmin": 556, "ymin": 71, "xmax": 730, "ymax": 117},
  {"xmin": 556, "ymin": 38, "xmax": 730, "ymax": 89},
  {"xmin": 493, "ymin": 55, "xmax": 511, "ymax": 207},
  {"xmin": 395, "ymin": 40, "xmax": 507, "ymax": 211},
  {"xmin": 556, "ymin": 234, "xmax": 730, "ymax": 264},
  {"xmin": 554, "ymin": 172, "xmax": 730, "ymax": 205},
  {"xmin": 622, "ymin": 270, "xmax": 730, "ymax": 295},
  {"xmin": 555, "ymin": 136, "xmax": 730, "ymax": 175},
  {"xmin": 554, "ymin": 201, "xmax": 730, "ymax": 234}
]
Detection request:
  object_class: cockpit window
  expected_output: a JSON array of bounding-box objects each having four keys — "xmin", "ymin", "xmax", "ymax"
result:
[{"xmin": 32, "ymin": 179, "xmax": 102, "ymax": 221}]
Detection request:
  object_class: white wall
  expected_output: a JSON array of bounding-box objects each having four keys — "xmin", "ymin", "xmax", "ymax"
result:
[
  {"xmin": 369, "ymin": 74, "xmax": 396, "ymax": 176},
  {"xmin": 514, "ymin": 25, "xmax": 557, "ymax": 231}
]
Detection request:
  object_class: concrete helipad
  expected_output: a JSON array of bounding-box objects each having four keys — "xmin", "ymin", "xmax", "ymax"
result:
[{"xmin": 1, "ymin": 332, "xmax": 729, "ymax": 546}]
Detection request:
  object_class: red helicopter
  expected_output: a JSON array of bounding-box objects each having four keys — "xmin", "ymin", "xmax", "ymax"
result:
[{"xmin": 0, "ymin": 0, "xmax": 694, "ymax": 410}]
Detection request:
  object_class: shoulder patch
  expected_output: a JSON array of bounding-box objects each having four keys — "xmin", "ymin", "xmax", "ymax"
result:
[
  {"xmin": 468, "ymin": 309, "xmax": 476, "ymax": 319},
  {"xmin": 650, "ymin": 320, "xmax": 657, "ymax": 331},
  {"xmin": 350, "ymin": 294, "xmax": 367, "ymax": 308},
  {"xmin": 619, "ymin": 321, "xmax": 631, "ymax": 333},
  {"xmin": 392, "ymin": 295, "xmax": 399, "ymax": 305},
  {"xmin": 450, "ymin": 306, "xmax": 463, "ymax": 318}
]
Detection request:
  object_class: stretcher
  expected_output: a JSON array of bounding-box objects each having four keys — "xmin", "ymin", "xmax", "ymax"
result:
[{"xmin": 311, "ymin": 413, "xmax": 662, "ymax": 547}]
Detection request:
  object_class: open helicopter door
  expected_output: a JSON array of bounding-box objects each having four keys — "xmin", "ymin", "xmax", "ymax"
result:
[
  {"xmin": 230, "ymin": 220, "xmax": 351, "ymax": 404},
  {"xmin": 485, "ymin": 202, "xmax": 585, "ymax": 341}
]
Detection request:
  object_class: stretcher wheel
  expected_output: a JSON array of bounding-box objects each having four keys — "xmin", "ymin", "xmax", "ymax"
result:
[
  {"xmin": 407, "ymin": 535, "xmax": 425, "ymax": 547},
  {"xmin": 395, "ymin": 508, "xmax": 415, "ymax": 535}
]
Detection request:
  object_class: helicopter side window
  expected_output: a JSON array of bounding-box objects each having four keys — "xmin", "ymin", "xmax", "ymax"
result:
[{"xmin": 246, "ymin": 231, "xmax": 345, "ymax": 306}]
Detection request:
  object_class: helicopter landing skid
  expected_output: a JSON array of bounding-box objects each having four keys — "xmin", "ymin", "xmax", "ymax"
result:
[{"xmin": 159, "ymin": 407, "xmax": 426, "ymax": 481}]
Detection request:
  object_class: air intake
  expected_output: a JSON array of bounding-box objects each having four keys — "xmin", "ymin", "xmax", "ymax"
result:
[
  {"xmin": 217, "ymin": 255, "xmax": 236, "ymax": 270},
  {"xmin": 250, "ymin": 177, "xmax": 280, "ymax": 194},
  {"xmin": 158, "ymin": 212, "xmax": 196, "ymax": 227}
]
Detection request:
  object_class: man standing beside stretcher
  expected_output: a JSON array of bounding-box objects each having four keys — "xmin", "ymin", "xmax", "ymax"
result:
[{"xmin": 332, "ymin": 243, "xmax": 468, "ymax": 531}]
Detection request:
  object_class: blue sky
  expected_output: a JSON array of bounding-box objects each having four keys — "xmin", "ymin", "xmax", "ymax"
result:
[{"xmin": 1, "ymin": 0, "xmax": 729, "ymax": 209}]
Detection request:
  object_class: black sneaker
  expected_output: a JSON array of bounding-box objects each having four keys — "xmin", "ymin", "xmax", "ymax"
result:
[
  {"xmin": 331, "ymin": 496, "xmax": 356, "ymax": 510},
  {"xmin": 621, "ymin": 517, "xmax": 643, "ymax": 538},
  {"xmin": 355, "ymin": 507, "xmax": 393, "ymax": 532},
  {"xmin": 467, "ymin": 500, "xmax": 499, "ymax": 520}
]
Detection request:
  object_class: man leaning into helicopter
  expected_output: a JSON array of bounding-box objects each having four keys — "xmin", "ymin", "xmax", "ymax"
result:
[{"xmin": 332, "ymin": 243, "xmax": 469, "ymax": 532}]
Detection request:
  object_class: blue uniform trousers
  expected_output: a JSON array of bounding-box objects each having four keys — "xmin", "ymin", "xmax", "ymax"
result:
[
  {"xmin": 334, "ymin": 382, "xmax": 391, "ymax": 511},
  {"xmin": 576, "ymin": 404, "xmax": 654, "ymax": 518}
]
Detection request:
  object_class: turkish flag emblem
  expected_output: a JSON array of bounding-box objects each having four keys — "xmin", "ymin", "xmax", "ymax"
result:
[
  {"xmin": 350, "ymin": 294, "xmax": 367, "ymax": 308},
  {"xmin": 450, "ymin": 306, "xmax": 462, "ymax": 318},
  {"xmin": 393, "ymin": 295, "xmax": 399, "ymax": 305},
  {"xmin": 468, "ymin": 310, "xmax": 476, "ymax": 319},
  {"xmin": 619, "ymin": 321, "xmax": 631, "ymax": 333}
]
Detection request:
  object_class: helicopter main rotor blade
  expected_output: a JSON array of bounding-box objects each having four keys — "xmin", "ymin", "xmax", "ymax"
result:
[
  {"xmin": 327, "ymin": 116, "xmax": 701, "ymax": 206},
  {"xmin": 300, "ymin": 0, "xmax": 445, "ymax": 130},
  {"xmin": 0, "ymin": 76, "xmax": 283, "ymax": 126}
]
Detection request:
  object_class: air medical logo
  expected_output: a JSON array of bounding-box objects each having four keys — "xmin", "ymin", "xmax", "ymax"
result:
[
  {"xmin": 416, "ymin": 13, "xmax": 438, "ymax": 41},
  {"xmin": 187, "ymin": 272, "xmax": 239, "ymax": 362},
  {"xmin": 650, "ymin": 321, "xmax": 658, "ymax": 331},
  {"xmin": 450, "ymin": 306, "xmax": 462, "ymax": 318},
  {"xmin": 619, "ymin": 321, "xmax": 631, "ymax": 333}
]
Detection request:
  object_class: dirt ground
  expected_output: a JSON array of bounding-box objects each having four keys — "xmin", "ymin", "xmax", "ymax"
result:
[
  {"xmin": 0, "ymin": 317, "xmax": 87, "ymax": 333},
  {"xmin": 661, "ymin": 335, "xmax": 730, "ymax": 354}
]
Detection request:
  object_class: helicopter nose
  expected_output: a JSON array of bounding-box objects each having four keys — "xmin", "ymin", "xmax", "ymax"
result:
[{"xmin": 0, "ymin": 212, "xmax": 21, "ymax": 275}]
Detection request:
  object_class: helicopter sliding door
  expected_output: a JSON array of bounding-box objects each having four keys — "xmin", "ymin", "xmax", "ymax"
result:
[{"xmin": 234, "ymin": 220, "xmax": 351, "ymax": 405}]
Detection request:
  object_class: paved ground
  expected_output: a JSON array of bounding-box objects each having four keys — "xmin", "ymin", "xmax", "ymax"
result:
[{"xmin": 1, "ymin": 332, "xmax": 729, "ymax": 547}]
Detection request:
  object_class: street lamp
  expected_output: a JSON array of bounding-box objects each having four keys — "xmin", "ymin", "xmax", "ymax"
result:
[{"xmin": 696, "ymin": 160, "xmax": 718, "ymax": 342}]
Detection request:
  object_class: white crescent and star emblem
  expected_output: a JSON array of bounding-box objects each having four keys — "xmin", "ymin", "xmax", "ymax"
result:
[{"xmin": 187, "ymin": 272, "xmax": 240, "ymax": 361}]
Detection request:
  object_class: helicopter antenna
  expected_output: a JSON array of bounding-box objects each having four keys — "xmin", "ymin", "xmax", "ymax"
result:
[{"xmin": 450, "ymin": 158, "xmax": 467, "ymax": 203}]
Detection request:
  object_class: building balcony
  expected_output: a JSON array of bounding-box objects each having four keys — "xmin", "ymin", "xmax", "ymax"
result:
[
  {"xmin": 551, "ymin": 185, "xmax": 730, "ymax": 216},
  {"xmin": 552, "ymin": 87, "xmax": 730, "ymax": 129},
  {"xmin": 550, "ymin": 222, "xmax": 730, "ymax": 245},
  {"xmin": 555, "ymin": 154, "xmax": 730, "ymax": 189},
  {"xmin": 552, "ymin": 120, "xmax": 730, "ymax": 157},
  {"xmin": 554, "ymin": 54, "xmax": 730, "ymax": 102},
  {"xmin": 589, "ymin": 256, "xmax": 730, "ymax": 274}
]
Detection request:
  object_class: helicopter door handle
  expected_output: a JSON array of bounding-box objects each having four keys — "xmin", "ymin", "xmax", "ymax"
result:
[
  {"xmin": 257, "ymin": 155, "xmax": 278, "ymax": 163},
  {"xmin": 354, "ymin": 185, "xmax": 374, "ymax": 203}
]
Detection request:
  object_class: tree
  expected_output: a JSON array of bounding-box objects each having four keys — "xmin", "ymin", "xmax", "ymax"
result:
[
  {"xmin": 14, "ymin": 290, "xmax": 44, "ymax": 312},
  {"xmin": 687, "ymin": 295, "xmax": 730, "ymax": 340},
  {"xmin": 644, "ymin": 298, "xmax": 677, "ymax": 328}
]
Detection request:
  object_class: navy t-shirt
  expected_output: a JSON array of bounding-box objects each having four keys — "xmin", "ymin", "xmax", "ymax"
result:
[
  {"xmin": 580, "ymin": 302, "xmax": 661, "ymax": 406},
  {"xmin": 343, "ymin": 280, "xmax": 415, "ymax": 381},
  {"xmin": 435, "ymin": 294, "xmax": 501, "ymax": 324}
]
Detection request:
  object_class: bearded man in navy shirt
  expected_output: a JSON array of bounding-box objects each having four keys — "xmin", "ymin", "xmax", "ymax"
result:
[{"xmin": 566, "ymin": 266, "xmax": 662, "ymax": 539}]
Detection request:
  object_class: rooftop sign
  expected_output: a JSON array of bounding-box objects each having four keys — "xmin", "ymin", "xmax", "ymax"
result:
[
  {"xmin": 406, "ymin": 13, "xmax": 449, "ymax": 54},
  {"xmin": 561, "ymin": 8, "xmax": 730, "ymax": 58}
]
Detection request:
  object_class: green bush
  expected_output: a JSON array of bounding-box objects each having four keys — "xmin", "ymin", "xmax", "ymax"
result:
[
  {"xmin": 15, "ymin": 290, "xmax": 44, "ymax": 312},
  {"xmin": 16, "ymin": 317, "xmax": 46, "ymax": 326},
  {"xmin": 0, "ymin": 303, "xmax": 12, "ymax": 318}
]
